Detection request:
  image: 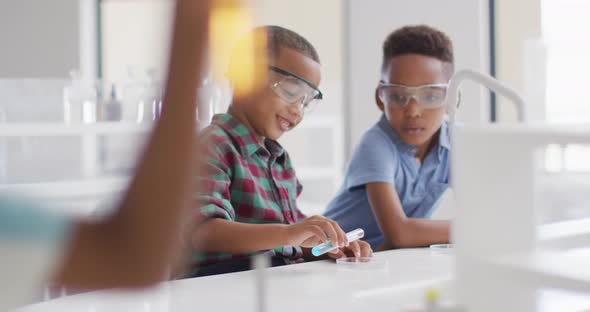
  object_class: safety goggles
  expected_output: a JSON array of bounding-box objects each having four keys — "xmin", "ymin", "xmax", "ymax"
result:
[
  {"xmin": 378, "ymin": 81, "xmax": 449, "ymax": 109},
  {"xmin": 269, "ymin": 66, "xmax": 323, "ymax": 113}
]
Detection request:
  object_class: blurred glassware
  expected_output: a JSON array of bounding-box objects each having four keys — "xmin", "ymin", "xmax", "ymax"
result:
[
  {"xmin": 0, "ymin": 106, "xmax": 6, "ymax": 184},
  {"xmin": 197, "ymin": 77, "xmax": 222, "ymax": 129},
  {"xmin": 62, "ymin": 71, "xmax": 97, "ymax": 124},
  {"xmin": 121, "ymin": 67, "xmax": 162, "ymax": 123},
  {"xmin": 140, "ymin": 69, "xmax": 162, "ymax": 123},
  {"xmin": 120, "ymin": 66, "xmax": 144, "ymax": 123},
  {"xmin": 96, "ymin": 83, "xmax": 122, "ymax": 122}
]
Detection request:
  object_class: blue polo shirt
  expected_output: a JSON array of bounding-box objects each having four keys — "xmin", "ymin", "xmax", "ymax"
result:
[{"xmin": 324, "ymin": 114, "xmax": 451, "ymax": 249}]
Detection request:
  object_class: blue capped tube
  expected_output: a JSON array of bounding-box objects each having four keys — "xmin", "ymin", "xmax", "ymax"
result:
[{"xmin": 311, "ymin": 228, "xmax": 365, "ymax": 257}]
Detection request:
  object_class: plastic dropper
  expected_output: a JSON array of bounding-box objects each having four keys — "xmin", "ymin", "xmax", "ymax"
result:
[{"xmin": 311, "ymin": 228, "xmax": 365, "ymax": 257}]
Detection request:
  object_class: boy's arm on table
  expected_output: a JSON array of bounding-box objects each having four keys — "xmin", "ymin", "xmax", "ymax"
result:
[
  {"xmin": 366, "ymin": 182, "xmax": 450, "ymax": 251},
  {"xmin": 193, "ymin": 217, "xmax": 350, "ymax": 254},
  {"xmin": 191, "ymin": 153, "xmax": 349, "ymax": 254},
  {"xmin": 56, "ymin": 0, "xmax": 211, "ymax": 289}
]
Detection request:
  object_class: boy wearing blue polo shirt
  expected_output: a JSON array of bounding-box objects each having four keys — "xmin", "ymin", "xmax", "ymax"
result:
[{"xmin": 324, "ymin": 25, "xmax": 453, "ymax": 250}]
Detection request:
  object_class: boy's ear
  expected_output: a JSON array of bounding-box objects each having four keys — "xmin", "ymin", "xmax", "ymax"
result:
[{"xmin": 375, "ymin": 86, "xmax": 385, "ymax": 112}]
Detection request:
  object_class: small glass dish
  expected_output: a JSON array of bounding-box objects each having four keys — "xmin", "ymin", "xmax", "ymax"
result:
[
  {"xmin": 336, "ymin": 257, "xmax": 389, "ymax": 272},
  {"xmin": 429, "ymin": 243, "xmax": 454, "ymax": 254}
]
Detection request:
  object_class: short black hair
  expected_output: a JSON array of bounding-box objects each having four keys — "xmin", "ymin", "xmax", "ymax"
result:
[
  {"xmin": 228, "ymin": 25, "xmax": 320, "ymax": 75},
  {"xmin": 381, "ymin": 25, "xmax": 454, "ymax": 75},
  {"xmin": 264, "ymin": 25, "xmax": 320, "ymax": 63}
]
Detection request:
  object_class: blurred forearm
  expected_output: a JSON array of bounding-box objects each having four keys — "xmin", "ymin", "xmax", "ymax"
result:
[
  {"xmin": 378, "ymin": 218, "xmax": 450, "ymax": 250},
  {"xmin": 56, "ymin": 0, "xmax": 211, "ymax": 289}
]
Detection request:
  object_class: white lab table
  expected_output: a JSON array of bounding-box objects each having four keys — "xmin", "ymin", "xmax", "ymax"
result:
[
  {"xmin": 14, "ymin": 247, "xmax": 590, "ymax": 312},
  {"xmin": 16, "ymin": 248, "xmax": 454, "ymax": 312}
]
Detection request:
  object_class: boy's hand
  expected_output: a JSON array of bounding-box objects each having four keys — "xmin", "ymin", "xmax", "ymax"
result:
[
  {"xmin": 283, "ymin": 215, "xmax": 348, "ymax": 248},
  {"xmin": 327, "ymin": 240, "xmax": 373, "ymax": 260}
]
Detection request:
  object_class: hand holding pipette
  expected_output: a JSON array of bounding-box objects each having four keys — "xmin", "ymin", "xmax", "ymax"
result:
[
  {"xmin": 329, "ymin": 239, "xmax": 373, "ymax": 259},
  {"xmin": 283, "ymin": 215, "xmax": 349, "ymax": 249},
  {"xmin": 312, "ymin": 228, "xmax": 366, "ymax": 256}
]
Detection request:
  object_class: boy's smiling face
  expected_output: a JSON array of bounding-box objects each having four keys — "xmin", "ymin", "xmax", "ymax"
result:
[
  {"xmin": 232, "ymin": 46, "xmax": 321, "ymax": 143},
  {"xmin": 376, "ymin": 53, "xmax": 451, "ymax": 156}
]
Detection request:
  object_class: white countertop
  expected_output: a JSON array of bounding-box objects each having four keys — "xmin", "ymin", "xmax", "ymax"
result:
[
  {"xmin": 16, "ymin": 248, "xmax": 454, "ymax": 312},
  {"xmin": 15, "ymin": 247, "xmax": 590, "ymax": 312}
]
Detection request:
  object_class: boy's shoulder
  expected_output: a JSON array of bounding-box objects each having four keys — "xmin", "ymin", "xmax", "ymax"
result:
[
  {"xmin": 199, "ymin": 121, "xmax": 241, "ymax": 157},
  {"xmin": 358, "ymin": 117, "xmax": 400, "ymax": 150},
  {"xmin": 200, "ymin": 121, "xmax": 230, "ymax": 143},
  {"xmin": 347, "ymin": 120, "xmax": 401, "ymax": 167},
  {"xmin": 199, "ymin": 113, "xmax": 262, "ymax": 155}
]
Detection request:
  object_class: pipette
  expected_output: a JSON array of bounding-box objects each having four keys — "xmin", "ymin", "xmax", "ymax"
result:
[{"xmin": 311, "ymin": 228, "xmax": 365, "ymax": 256}]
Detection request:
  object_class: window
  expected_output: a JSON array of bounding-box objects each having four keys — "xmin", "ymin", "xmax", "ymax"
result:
[{"xmin": 542, "ymin": 0, "xmax": 590, "ymax": 173}]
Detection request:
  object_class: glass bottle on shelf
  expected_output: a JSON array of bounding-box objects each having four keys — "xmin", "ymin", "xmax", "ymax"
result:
[
  {"xmin": 0, "ymin": 106, "xmax": 6, "ymax": 183},
  {"xmin": 95, "ymin": 84, "xmax": 122, "ymax": 177},
  {"xmin": 96, "ymin": 84, "xmax": 122, "ymax": 122},
  {"xmin": 121, "ymin": 68, "xmax": 162, "ymax": 123},
  {"xmin": 139, "ymin": 69, "xmax": 162, "ymax": 123},
  {"xmin": 121, "ymin": 67, "xmax": 144, "ymax": 123},
  {"xmin": 63, "ymin": 70, "xmax": 97, "ymax": 124},
  {"xmin": 197, "ymin": 77, "xmax": 223, "ymax": 129}
]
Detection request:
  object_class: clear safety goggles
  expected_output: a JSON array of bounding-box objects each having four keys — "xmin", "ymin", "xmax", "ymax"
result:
[
  {"xmin": 378, "ymin": 81, "xmax": 449, "ymax": 109},
  {"xmin": 270, "ymin": 66, "xmax": 323, "ymax": 113}
]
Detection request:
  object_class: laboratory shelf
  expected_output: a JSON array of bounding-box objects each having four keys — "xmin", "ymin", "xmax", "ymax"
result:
[
  {"xmin": 0, "ymin": 122, "xmax": 153, "ymax": 137},
  {"xmin": 0, "ymin": 176, "xmax": 129, "ymax": 199}
]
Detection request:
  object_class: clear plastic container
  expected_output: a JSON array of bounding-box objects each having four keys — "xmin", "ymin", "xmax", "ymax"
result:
[
  {"xmin": 96, "ymin": 84, "xmax": 122, "ymax": 122},
  {"xmin": 120, "ymin": 67, "xmax": 162, "ymax": 123},
  {"xmin": 429, "ymin": 244, "xmax": 454, "ymax": 254},
  {"xmin": 63, "ymin": 71, "xmax": 97, "ymax": 124},
  {"xmin": 336, "ymin": 257, "xmax": 389, "ymax": 272}
]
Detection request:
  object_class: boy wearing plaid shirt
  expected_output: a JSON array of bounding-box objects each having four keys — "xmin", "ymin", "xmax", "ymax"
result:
[{"xmin": 188, "ymin": 26, "xmax": 372, "ymax": 277}]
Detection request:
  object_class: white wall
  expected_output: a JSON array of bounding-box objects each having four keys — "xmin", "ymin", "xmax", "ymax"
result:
[
  {"xmin": 495, "ymin": 0, "xmax": 543, "ymax": 122},
  {"xmin": 0, "ymin": 0, "xmax": 95, "ymax": 79},
  {"xmin": 0, "ymin": 0, "xmax": 97, "ymax": 121},
  {"xmin": 100, "ymin": 0, "xmax": 174, "ymax": 85},
  {"xmin": 345, "ymin": 0, "xmax": 491, "ymax": 155},
  {"xmin": 0, "ymin": 0, "xmax": 98, "ymax": 151}
]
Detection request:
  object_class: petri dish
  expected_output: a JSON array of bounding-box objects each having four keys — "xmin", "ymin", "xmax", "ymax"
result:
[
  {"xmin": 429, "ymin": 244, "xmax": 454, "ymax": 254},
  {"xmin": 336, "ymin": 257, "xmax": 389, "ymax": 272}
]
